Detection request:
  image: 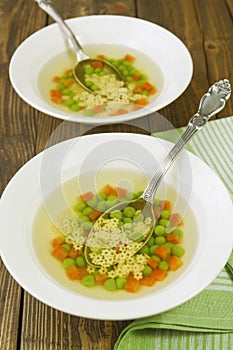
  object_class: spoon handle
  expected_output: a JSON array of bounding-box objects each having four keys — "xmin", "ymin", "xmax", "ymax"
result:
[
  {"xmin": 141, "ymin": 79, "xmax": 231, "ymax": 204},
  {"xmin": 35, "ymin": 0, "xmax": 89, "ymax": 62}
]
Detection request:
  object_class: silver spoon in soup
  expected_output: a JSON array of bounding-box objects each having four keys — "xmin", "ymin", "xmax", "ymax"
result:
[
  {"xmin": 35, "ymin": 0, "xmax": 123, "ymax": 94},
  {"xmin": 84, "ymin": 79, "xmax": 231, "ymax": 267}
]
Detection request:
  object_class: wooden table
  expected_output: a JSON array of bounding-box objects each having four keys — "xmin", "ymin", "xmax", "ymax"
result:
[{"xmin": 0, "ymin": 0, "xmax": 232, "ymax": 349}]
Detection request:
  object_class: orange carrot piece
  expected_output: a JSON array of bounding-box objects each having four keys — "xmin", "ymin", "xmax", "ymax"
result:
[
  {"xmin": 51, "ymin": 245, "xmax": 68, "ymax": 262},
  {"xmin": 92, "ymin": 61, "xmax": 103, "ymax": 68},
  {"xmin": 89, "ymin": 210, "xmax": 102, "ymax": 221},
  {"xmin": 135, "ymin": 98, "xmax": 148, "ymax": 106},
  {"xmin": 140, "ymin": 274, "xmax": 157, "ymax": 286},
  {"xmin": 52, "ymin": 76, "xmax": 61, "ymax": 83},
  {"xmin": 167, "ymin": 255, "xmax": 183, "ymax": 271},
  {"xmin": 133, "ymin": 86, "xmax": 143, "ymax": 93},
  {"xmin": 124, "ymin": 54, "xmax": 135, "ymax": 62},
  {"xmin": 80, "ymin": 191, "xmax": 94, "ymax": 202},
  {"xmin": 93, "ymin": 105, "xmax": 104, "ymax": 113},
  {"xmin": 63, "ymin": 78, "xmax": 74, "ymax": 87},
  {"xmin": 95, "ymin": 273, "xmax": 108, "ymax": 284},
  {"xmin": 50, "ymin": 89, "xmax": 62, "ymax": 97},
  {"xmin": 125, "ymin": 274, "xmax": 140, "ymax": 293},
  {"xmin": 116, "ymin": 186, "xmax": 128, "ymax": 198},
  {"xmin": 149, "ymin": 86, "xmax": 157, "ymax": 95},
  {"xmin": 142, "ymin": 81, "xmax": 154, "ymax": 91},
  {"xmin": 51, "ymin": 235, "xmax": 65, "ymax": 247},
  {"xmin": 160, "ymin": 200, "xmax": 171, "ymax": 210},
  {"xmin": 51, "ymin": 96, "xmax": 63, "ymax": 104},
  {"xmin": 133, "ymin": 73, "xmax": 141, "ymax": 81},
  {"xmin": 147, "ymin": 258, "xmax": 158, "ymax": 270},
  {"xmin": 152, "ymin": 268, "xmax": 168, "ymax": 281},
  {"xmin": 155, "ymin": 245, "xmax": 171, "ymax": 260},
  {"xmin": 169, "ymin": 213, "xmax": 183, "ymax": 227},
  {"xmin": 97, "ymin": 54, "xmax": 106, "ymax": 60},
  {"xmin": 114, "ymin": 108, "xmax": 128, "ymax": 115},
  {"xmin": 64, "ymin": 69, "xmax": 73, "ymax": 74},
  {"xmin": 102, "ymin": 184, "xmax": 117, "ymax": 196},
  {"xmin": 68, "ymin": 247, "xmax": 79, "ymax": 259},
  {"xmin": 66, "ymin": 266, "xmax": 88, "ymax": 280},
  {"xmin": 154, "ymin": 207, "xmax": 162, "ymax": 219},
  {"xmin": 167, "ymin": 234, "xmax": 180, "ymax": 244}
]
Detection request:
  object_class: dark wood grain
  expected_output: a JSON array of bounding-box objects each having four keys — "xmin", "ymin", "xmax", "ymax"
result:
[{"xmin": 0, "ymin": 1, "xmax": 232, "ymax": 349}]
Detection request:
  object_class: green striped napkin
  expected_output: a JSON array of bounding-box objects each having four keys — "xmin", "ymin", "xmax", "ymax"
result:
[{"xmin": 114, "ymin": 116, "xmax": 233, "ymax": 350}]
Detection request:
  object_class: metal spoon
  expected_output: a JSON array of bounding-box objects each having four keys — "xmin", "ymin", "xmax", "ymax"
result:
[
  {"xmin": 84, "ymin": 79, "xmax": 231, "ymax": 267},
  {"xmin": 35, "ymin": 0, "xmax": 123, "ymax": 94}
]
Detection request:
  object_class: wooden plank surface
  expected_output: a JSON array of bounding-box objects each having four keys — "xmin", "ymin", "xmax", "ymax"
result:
[{"xmin": 0, "ymin": 0, "xmax": 232, "ymax": 349}]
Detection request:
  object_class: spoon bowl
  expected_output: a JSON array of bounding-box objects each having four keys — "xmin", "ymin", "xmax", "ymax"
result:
[
  {"xmin": 35, "ymin": 0, "xmax": 123, "ymax": 94},
  {"xmin": 84, "ymin": 79, "xmax": 231, "ymax": 267}
]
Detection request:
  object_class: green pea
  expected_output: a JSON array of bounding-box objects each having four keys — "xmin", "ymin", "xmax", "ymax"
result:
[
  {"xmin": 161, "ymin": 210, "xmax": 171, "ymax": 219},
  {"xmin": 123, "ymin": 206, "xmax": 136, "ymax": 218},
  {"xmin": 172, "ymin": 245, "xmax": 185, "ymax": 257},
  {"xmin": 61, "ymin": 243, "xmax": 71, "ymax": 252},
  {"xmin": 126, "ymin": 76, "xmax": 133, "ymax": 82},
  {"xmin": 74, "ymin": 201, "xmax": 87, "ymax": 212},
  {"xmin": 151, "ymin": 255, "xmax": 161, "ymax": 263},
  {"xmin": 116, "ymin": 277, "xmax": 127, "ymax": 289},
  {"xmin": 85, "ymin": 66, "xmax": 94, "ymax": 74},
  {"xmin": 70, "ymin": 104, "xmax": 80, "ymax": 112},
  {"xmin": 97, "ymin": 191, "xmax": 107, "ymax": 200},
  {"xmin": 118, "ymin": 64, "xmax": 125, "ymax": 72},
  {"xmin": 139, "ymin": 245, "xmax": 150, "ymax": 255},
  {"xmin": 62, "ymin": 258, "xmax": 75, "ymax": 270},
  {"xmin": 110, "ymin": 210, "xmax": 123, "ymax": 220},
  {"xmin": 107, "ymin": 194, "xmax": 118, "ymax": 202},
  {"xmin": 82, "ymin": 206, "xmax": 93, "ymax": 216},
  {"xmin": 87, "ymin": 197, "xmax": 98, "ymax": 209},
  {"xmin": 76, "ymin": 256, "xmax": 86, "ymax": 267},
  {"xmin": 123, "ymin": 217, "xmax": 132, "ymax": 224},
  {"xmin": 96, "ymin": 200, "xmax": 107, "ymax": 211},
  {"xmin": 64, "ymin": 99, "xmax": 75, "ymax": 107},
  {"xmin": 82, "ymin": 275, "xmax": 95, "ymax": 287},
  {"xmin": 149, "ymin": 244, "xmax": 159, "ymax": 255},
  {"xmin": 153, "ymin": 198, "xmax": 161, "ymax": 206},
  {"xmin": 84, "ymin": 109, "xmax": 94, "ymax": 116},
  {"xmin": 154, "ymin": 225, "xmax": 166, "ymax": 235},
  {"xmin": 104, "ymin": 278, "xmax": 117, "ymax": 291},
  {"xmin": 62, "ymin": 88, "xmax": 72, "ymax": 96},
  {"xmin": 164, "ymin": 242, "xmax": 173, "ymax": 249},
  {"xmin": 143, "ymin": 265, "xmax": 153, "ymax": 276},
  {"xmin": 159, "ymin": 261, "xmax": 169, "ymax": 270},
  {"xmin": 90, "ymin": 84, "xmax": 100, "ymax": 91},
  {"xmin": 56, "ymin": 84, "xmax": 64, "ymax": 90},
  {"xmin": 133, "ymin": 213, "xmax": 144, "ymax": 222},
  {"xmin": 85, "ymin": 80, "xmax": 93, "ymax": 87},
  {"xmin": 155, "ymin": 236, "xmax": 166, "ymax": 245},
  {"xmin": 131, "ymin": 232, "xmax": 144, "ymax": 242},
  {"xmin": 147, "ymin": 237, "xmax": 155, "ymax": 247},
  {"xmin": 172, "ymin": 228, "xmax": 184, "ymax": 239},
  {"xmin": 159, "ymin": 219, "xmax": 169, "ymax": 227}
]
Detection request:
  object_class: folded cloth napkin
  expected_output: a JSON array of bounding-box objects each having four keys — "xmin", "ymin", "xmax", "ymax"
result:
[{"xmin": 114, "ymin": 116, "xmax": 233, "ymax": 350}]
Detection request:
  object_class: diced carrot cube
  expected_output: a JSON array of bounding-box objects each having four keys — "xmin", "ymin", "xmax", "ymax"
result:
[
  {"xmin": 125, "ymin": 274, "xmax": 140, "ymax": 293},
  {"xmin": 160, "ymin": 200, "xmax": 171, "ymax": 210},
  {"xmin": 66, "ymin": 266, "xmax": 88, "ymax": 280},
  {"xmin": 152, "ymin": 268, "xmax": 168, "ymax": 281},
  {"xmin": 167, "ymin": 255, "xmax": 183, "ymax": 271},
  {"xmin": 135, "ymin": 98, "xmax": 148, "ymax": 106},
  {"xmin": 133, "ymin": 73, "xmax": 141, "ymax": 81},
  {"xmin": 169, "ymin": 213, "xmax": 183, "ymax": 227},
  {"xmin": 51, "ymin": 235, "xmax": 65, "ymax": 247},
  {"xmin": 142, "ymin": 81, "xmax": 154, "ymax": 91},
  {"xmin": 64, "ymin": 69, "xmax": 73, "ymax": 74},
  {"xmin": 124, "ymin": 54, "xmax": 135, "ymax": 62},
  {"xmin": 94, "ymin": 274, "xmax": 108, "ymax": 284},
  {"xmin": 93, "ymin": 105, "xmax": 104, "ymax": 113},
  {"xmin": 115, "ymin": 108, "xmax": 128, "ymax": 115},
  {"xmin": 133, "ymin": 86, "xmax": 143, "ymax": 93},
  {"xmin": 63, "ymin": 78, "xmax": 74, "ymax": 87},
  {"xmin": 155, "ymin": 245, "xmax": 171, "ymax": 260},
  {"xmin": 167, "ymin": 234, "xmax": 180, "ymax": 244},
  {"xmin": 51, "ymin": 245, "xmax": 68, "ymax": 261},
  {"xmin": 80, "ymin": 191, "xmax": 94, "ymax": 202},
  {"xmin": 102, "ymin": 184, "xmax": 117, "ymax": 196},
  {"xmin": 89, "ymin": 210, "xmax": 102, "ymax": 221},
  {"xmin": 149, "ymin": 86, "xmax": 157, "ymax": 95},
  {"xmin": 92, "ymin": 61, "xmax": 103, "ymax": 68},
  {"xmin": 116, "ymin": 187, "xmax": 128, "ymax": 198},
  {"xmin": 97, "ymin": 54, "xmax": 106, "ymax": 60},
  {"xmin": 68, "ymin": 247, "xmax": 80, "ymax": 259},
  {"xmin": 52, "ymin": 76, "xmax": 61, "ymax": 83},
  {"xmin": 140, "ymin": 274, "xmax": 157, "ymax": 286},
  {"xmin": 147, "ymin": 258, "xmax": 158, "ymax": 270}
]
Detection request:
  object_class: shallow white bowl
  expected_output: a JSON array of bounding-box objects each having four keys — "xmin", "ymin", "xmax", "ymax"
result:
[
  {"xmin": 9, "ymin": 15, "xmax": 193, "ymax": 124},
  {"xmin": 0, "ymin": 133, "xmax": 232, "ymax": 320}
]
